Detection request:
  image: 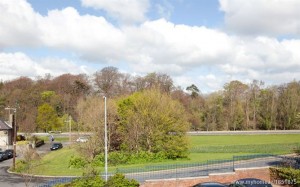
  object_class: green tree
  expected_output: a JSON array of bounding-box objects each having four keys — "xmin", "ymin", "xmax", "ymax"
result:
[
  {"xmin": 118, "ymin": 89, "xmax": 190, "ymax": 159},
  {"xmin": 36, "ymin": 103, "xmax": 61, "ymax": 132},
  {"xmin": 223, "ymin": 80, "xmax": 248, "ymax": 130},
  {"xmin": 277, "ymin": 81, "xmax": 300, "ymax": 129},
  {"xmin": 186, "ymin": 84, "xmax": 200, "ymax": 98}
]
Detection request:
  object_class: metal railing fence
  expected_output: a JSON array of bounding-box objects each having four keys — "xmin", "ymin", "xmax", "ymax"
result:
[{"xmin": 36, "ymin": 154, "xmax": 298, "ymax": 187}]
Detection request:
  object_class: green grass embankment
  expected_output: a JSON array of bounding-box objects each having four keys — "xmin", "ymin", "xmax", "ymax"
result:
[{"xmin": 27, "ymin": 134, "xmax": 300, "ymax": 176}]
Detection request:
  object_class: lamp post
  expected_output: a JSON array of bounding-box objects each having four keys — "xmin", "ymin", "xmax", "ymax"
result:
[
  {"xmin": 5, "ymin": 107, "xmax": 17, "ymax": 170},
  {"xmin": 65, "ymin": 115, "xmax": 72, "ymax": 142},
  {"xmin": 103, "ymin": 96, "xmax": 108, "ymax": 181}
]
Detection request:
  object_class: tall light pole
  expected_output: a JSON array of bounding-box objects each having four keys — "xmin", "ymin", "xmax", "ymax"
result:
[
  {"xmin": 103, "ymin": 96, "xmax": 108, "ymax": 181},
  {"xmin": 67, "ymin": 115, "xmax": 72, "ymax": 142},
  {"xmin": 5, "ymin": 107, "xmax": 17, "ymax": 170}
]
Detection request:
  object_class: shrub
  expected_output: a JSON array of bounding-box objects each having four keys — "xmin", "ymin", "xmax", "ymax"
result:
[
  {"xmin": 14, "ymin": 160, "xmax": 27, "ymax": 172},
  {"xmin": 106, "ymin": 173, "xmax": 139, "ymax": 187},
  {"xmin": 54, "ymin": 174, "xmax": 139, "ymax": 187},
  {"xmin": 270, "ymin": 167, "xmax": 300, "ymax": 186},
  {"xmin": 17, "ymin": 135, "xmax": 26, "ymax": 141},
  {"xmin": 91, "ymin": 154, "xmax": 104, "ymax": 167},
  {"xmin": 69, "ymin": 156, "xmax": 87, "ymax": 169},
  {"xmin": 91, "ymin": 151, "xmax": 167, "ymax": 166}
]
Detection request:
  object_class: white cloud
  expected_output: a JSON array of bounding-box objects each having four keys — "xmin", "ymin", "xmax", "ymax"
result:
[
  {"xmin": 219, "ymin": 0, "xmax": 300, "ymax": 36},
  {"xmin": 40, "ymin": 7, "xmax": 126, "ymax": 62},
  {"xmin": 0, "ymin": 0, "xmax": 41, "ymax": 48},
  {"xmin": 81, "ymin": 0, "xmax": 149, "ymax": 24},
  {"xmin": 0, "ymin": 52, "xmax": 89, "ymax": 81},
  {"xmin": 123, "ymin": 19, "xmax": 234, "ymax": 73},
  {"xmin": 0, "ymin": 0, "xmax": 300, "ymax": 92}
]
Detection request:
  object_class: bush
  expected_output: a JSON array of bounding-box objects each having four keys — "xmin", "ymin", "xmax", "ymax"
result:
[
  {"xmin": 69, "ymin": 156, "xmax": 87, "ymax": 169},
  {"xmin": 106, "ymin": 173, "xmax": 139, "ymax": 187},
  {"xmin": 14, "ymin": 160, "xmax": 27, "ymax": 172},
  {"xmin": 91, "ymin": 151, "xmax": 167, "ymax": 166},
  {"xmin": 270, "ymin": 167, "xmax": 300, "ymax": 186},
  {"xmin": 54, "ymin": 174, "xmax": 139, "ymax": 187},
  {"xmin": 17, "ymin": 135, "xmax": 26, "ymax": 141}
]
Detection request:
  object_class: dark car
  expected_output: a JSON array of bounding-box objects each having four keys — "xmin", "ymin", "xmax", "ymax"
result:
[
  {"xmin": 193, "ymin": 182, "xmax": 228, "ymax": 187},
  {"xmin": 230, "ymin": 178, "xmax": 272, "ymax": 187},
  {"xmin": 50, "ymin": 142, "xmax": 63, "ymax": 151},
  {"xmin": 0, "ymin": 151, "xmax": 9, "ymax": 161},
  {"xmin": 4, "ymin": 149, "xmax": 14, "ymax": 159}
]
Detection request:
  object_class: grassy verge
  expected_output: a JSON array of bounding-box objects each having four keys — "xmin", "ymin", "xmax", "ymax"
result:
[{"xmin": 25, "ymin": 134, "xmax": 300, "ymax": 176}]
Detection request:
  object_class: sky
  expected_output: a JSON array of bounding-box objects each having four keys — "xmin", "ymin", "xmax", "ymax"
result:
[{"xmin": 0, "ymin": 0, "xmax": 300, "ymax": 93}]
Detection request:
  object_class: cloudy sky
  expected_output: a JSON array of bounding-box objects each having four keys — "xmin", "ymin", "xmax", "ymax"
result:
[{"xmin": 0, "ymin": 0, "xmax": 300, "ymax": 93}]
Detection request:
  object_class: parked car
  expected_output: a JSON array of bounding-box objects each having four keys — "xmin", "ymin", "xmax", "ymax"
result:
[
  {"xmin": 193, "ymin": 182, "xmax": 228, "ymax": 187},
  {"xmin": 0, "ymin": 151, "xmax": 8, "ymax": 161},
  {"xmin": 4, "ymin": 149, "xmax": 14, "ymax": 159},
  {"xmin": 50, "ymin": 142, "xmax": 63, "ymax": 151},
  {"xmin": 229, "ymin": 178, "xmax": 272, "ymax": 187},
  {"xmin": 76, "ymin": 136, "xmax": 89, "ymax": 143}
]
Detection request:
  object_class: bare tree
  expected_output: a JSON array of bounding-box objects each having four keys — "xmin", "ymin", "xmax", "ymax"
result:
[{"xmin": 93, "ymin": 66, "xmax": 121, "ymax": 98}]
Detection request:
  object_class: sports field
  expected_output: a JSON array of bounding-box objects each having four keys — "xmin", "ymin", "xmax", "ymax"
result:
[{"xmin": 25, "ymin": 134, "xmax": 300, "ymax": 176}]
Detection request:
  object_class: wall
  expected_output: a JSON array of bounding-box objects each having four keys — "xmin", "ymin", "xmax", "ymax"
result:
[{"xmin": 0, "ymin": 131, "xmax": 8, "ymax": 146}]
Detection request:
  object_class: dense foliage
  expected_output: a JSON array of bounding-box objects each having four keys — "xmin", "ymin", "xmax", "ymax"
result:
[
  {"xmin": 0, "ymin": 67, "xmax": 300, "ymax": 132},
  {"xmin": 270, "ymin": 167, "xmax": 300, "ymax": 186},
  {"xmin": 117, "ymin": 89, "xmax": 189, "ymax": 159},
  {"xmin": 54, "ymin": 174, "xmax": 139, "ymax": 187}
]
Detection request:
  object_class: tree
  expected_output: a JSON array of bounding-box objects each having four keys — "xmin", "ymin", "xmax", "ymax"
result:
[
  {"xmin": 118, "ymin": 89, "xmax": 190, "ymax": 159},
  {"xmin": 203, "ymin": 92, "xmax": 225, "ymax": 130},
  {"xmin": 186, "ymin": 84, "xmax": 200, "ymax": 98},
  {"xmin": 223, "ymin": 80, "xmax": 248, "ymax": 130},
  {"xmin": 277, "ymin": 81, "xmax": 300, "ymax": 129},
  {"xmin": 94, "ymin": 66, "xmax": 121, "ymax": 97},
  {"xmin": 76, "ymin": 96, "xmax": 119, "ymax": 160},
  {"xmin": 36, "ymin": 103, "xmax": 61, "ymax": 132}
]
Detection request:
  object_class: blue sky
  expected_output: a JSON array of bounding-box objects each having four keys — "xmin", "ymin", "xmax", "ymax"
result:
[{"xmin": 0, "ymin": 0, "xmax": 300, "ymax": 93}]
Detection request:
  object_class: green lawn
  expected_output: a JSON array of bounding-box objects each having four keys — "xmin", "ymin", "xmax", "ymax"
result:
[{"xmin": 27, "ymin": 134, "xmax": 300, "ymax": 176}]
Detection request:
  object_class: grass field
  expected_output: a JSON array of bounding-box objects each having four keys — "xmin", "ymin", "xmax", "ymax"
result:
[{"xmin": 27, "ymin": 134, "xmax": 300, "ymax": 176}]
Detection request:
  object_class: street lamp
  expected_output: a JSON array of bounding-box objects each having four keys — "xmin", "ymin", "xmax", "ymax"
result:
[
  {"xmin": 103, "ymin": 96, "xmax": 108, "ymax": 181},
  {"xmin": 65, "ymin": 115, "xmax": 72, "ymax": 142},
  {"xmin": 5, "ymin": 107, "xmax": 17, "ymax": 170}
]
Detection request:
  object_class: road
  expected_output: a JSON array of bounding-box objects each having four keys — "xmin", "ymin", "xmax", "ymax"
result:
[
  {"xmin": 19, "ymin": 130, "xmax": 300, "ymax": 137},
  {"xmin": 0, "ymin": 142, "xmax": 65, "ymax": 187},
  {"xmin": 0, "ymin": 158, "xmax": 50, "ymax": 187}
]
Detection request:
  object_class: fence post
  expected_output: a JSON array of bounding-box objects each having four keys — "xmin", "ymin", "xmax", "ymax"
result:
[
  {"xmin": 206, "ymin": 160, "xmax": 209, "ymax": 176},
  {"xmin": 233, "ymin": 156, "xmax": 235, "ymax": 171}
]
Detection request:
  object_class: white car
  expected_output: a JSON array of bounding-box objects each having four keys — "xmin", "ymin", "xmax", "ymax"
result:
[{"xmin": 76, "ymin": 137, "xmax": 89, "ymax": 143}]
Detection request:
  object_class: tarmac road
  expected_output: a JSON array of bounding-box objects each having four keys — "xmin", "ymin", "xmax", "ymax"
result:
[
  {"xmin": 0, "ymin": 158, "xmax": 49, "ymax": 187},
  {"xmin": 0, "ymin": 143, "xmax": 63, "ymax": 187}
]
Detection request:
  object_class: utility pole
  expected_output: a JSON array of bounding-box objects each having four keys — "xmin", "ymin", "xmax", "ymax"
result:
[
  {"xmin": 5, "ymin": 107, "xmax": 17, "ymax": 170},
  {"xmin": 103, "ymin": 96, "xmax": 108, "ymax": 181}
]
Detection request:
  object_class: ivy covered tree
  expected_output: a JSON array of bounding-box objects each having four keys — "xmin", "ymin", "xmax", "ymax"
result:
[{"xmin": 117, "ymin": 89, "xmax": 190, "ymax": 159}]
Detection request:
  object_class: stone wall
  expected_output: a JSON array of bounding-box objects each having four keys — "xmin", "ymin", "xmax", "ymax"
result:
[{"xmin": 141, "ymin": 167, "xmax": 271, "ymax": 187}]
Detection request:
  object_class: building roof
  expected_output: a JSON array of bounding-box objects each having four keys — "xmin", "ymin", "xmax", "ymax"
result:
[{"xmin": 0, "ymin": 119, "xmax": 12, "ymax": 130}]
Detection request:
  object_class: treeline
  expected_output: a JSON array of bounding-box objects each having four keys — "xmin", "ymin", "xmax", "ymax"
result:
[{"xmin": 0, "ymin": 66, "xmax": 299, "ymax": 132}]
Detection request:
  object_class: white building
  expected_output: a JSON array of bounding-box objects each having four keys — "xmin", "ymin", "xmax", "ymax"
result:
[{"xmin": 0, "ymin": 119, "xmax": 13, "ymax": 146}]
